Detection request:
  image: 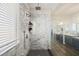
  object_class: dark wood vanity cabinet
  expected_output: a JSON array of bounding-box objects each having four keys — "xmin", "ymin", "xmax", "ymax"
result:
[
  {"xmin": 65, "ymin": 35, "xmax": 72, "ymax": 46},
  {"xmin": 65, "ymin": 35, "xmax": 79, "ymax": 49},
  {"xmin": 51, "ymin": 34, "xmax": 79, "ymax": 56},
  {"xmin": 72, "ymin": 38, "xmax": 79, "ymax": 49},
  {"xmin": 56, "ymin": 34, "xmax": 63, "ymax": 43},
  {"xmin": 56, "ymin": 34, "xmax": 79, "ymax": 49}
]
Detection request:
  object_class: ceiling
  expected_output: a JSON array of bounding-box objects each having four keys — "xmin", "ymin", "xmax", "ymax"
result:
[{"xmin": 28, "ymin": 3, "xmax": 79, "ymax": 17}]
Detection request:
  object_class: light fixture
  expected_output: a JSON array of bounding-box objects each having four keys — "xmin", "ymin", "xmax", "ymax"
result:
[
  {"xmin": 35, "ymin": 3, "xmax": 41, "ymax": 10},
  {"xmin": 59, "ymin": 22, "xmax": 63, "ymax": 25}
]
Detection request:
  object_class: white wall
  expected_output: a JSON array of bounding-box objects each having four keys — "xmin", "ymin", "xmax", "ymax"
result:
[
  {"xmin": 51, "ymin": 12, "xmax": 79, "ymax": 36},
  {"xmin": 30, "ymin": 9, "xmax": 52, "ymax": 49},
  {"xmin": 16, "ymin": 4, "xmax": 30, "ymax": 56},
  {"xmin": 0, "ymin": 3, "xmax": 31, "ymax": 56}
]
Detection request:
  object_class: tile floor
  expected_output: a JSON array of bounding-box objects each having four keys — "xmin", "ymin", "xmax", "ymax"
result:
[{"xmin": 27, "ymin": 49, "xmax": 53, "ymax": 56}]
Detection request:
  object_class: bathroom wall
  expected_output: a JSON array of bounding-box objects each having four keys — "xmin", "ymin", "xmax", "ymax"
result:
[
  {"xmin": 0, "ymin": 3, "xmax": 31, "ymax": 56},
  {"xmin": 52, "ymin": 15, "xmax": 79, "ymax": 35},
  {"xmin": 50, "ymin": 4, "xmax": 79, "ymax": 36},
  {"xmin": 30, "ymin": 6, "xmax": 52, "ymax": 49},
  {"xmin": 16, "ymin": 3, "xmax": 31, "ymax": 56}
]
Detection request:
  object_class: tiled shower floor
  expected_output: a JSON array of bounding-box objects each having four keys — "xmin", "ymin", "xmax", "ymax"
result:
[{"xmin": 27, "ymin": 50, "xmax": 52, "ymax": 56}]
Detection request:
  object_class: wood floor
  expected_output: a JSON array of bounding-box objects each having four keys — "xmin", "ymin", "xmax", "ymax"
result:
[{"xmin": 51, "ymin": 40, "xmax": 79, "ymax": 56}]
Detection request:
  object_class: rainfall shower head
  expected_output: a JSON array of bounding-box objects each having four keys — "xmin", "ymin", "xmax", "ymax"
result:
[{"xmin": 35, "ymin": 3, "xmax": 41, "ymax": 10}]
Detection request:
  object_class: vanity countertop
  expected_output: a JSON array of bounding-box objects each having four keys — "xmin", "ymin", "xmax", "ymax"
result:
[{"xmin": 55, "ymin": 32, "xmax": 79, "ymax": 39}]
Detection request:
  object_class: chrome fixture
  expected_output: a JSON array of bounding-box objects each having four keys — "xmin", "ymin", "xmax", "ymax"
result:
[{"xmin": 35, "ymin": 3, "xmax": 41, "ymax": 10}]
